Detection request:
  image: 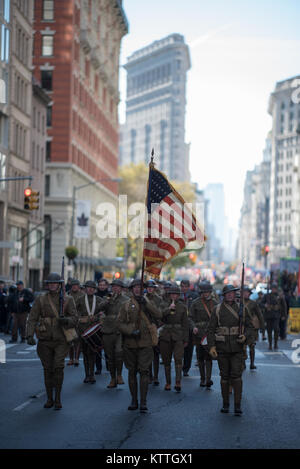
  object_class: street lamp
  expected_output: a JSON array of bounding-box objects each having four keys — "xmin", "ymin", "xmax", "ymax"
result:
[{"xmin": 70, "ymin": 177, "xmax": 121, "ymax": 245}]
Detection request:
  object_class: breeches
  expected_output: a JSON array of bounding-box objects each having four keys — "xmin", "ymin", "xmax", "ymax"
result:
[
  {"xmin": 123, "ymin": 346, "xmax": 153, "ymax": 374},
  {"xmin": 217, "ymin": 352, "xmax": 244, "ymax": 381},
  {"xmin": 160, "ymin": 339, "xmax": 184, "ymax": 366},
  {"xmin": 37, "ymin": 340, "xmax": 69, "ymax": 370}
]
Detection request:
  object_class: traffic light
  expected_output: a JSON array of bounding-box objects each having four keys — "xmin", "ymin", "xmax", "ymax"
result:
[
  {"xmin": 24, "ymin": 187, "xmax": 32, "ymax": 210},
  {"xmin": 29, "ymin": 190, "xmax": 40, "ymax": 210},
  {"xmin": 114, "ymin": 272, "xmax": 121, "ymax": 279},
  {"xmin": 24, "ymin": 187, "xmax": 39, "ymax": 211},
  {"xmin": 261, "ymin": 245, "xmax": 270, "ymax": 256}
]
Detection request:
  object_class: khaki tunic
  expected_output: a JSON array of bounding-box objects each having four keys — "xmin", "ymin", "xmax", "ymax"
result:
[
  {"xmin": 189, "ymin": 297, "xmax": 219, "ymax": 343},
  {"xmin": 159, "ymin": 300, "xmax": 189, "ymax": 344},
  {"xmin": 207, "ymin": 301, "xmax": 250, "ymax": 380},
  {"xmin": 117, "ymin": 296, "xmax": 162, "ymax": 372},
  {"xmin": 26, "ymin": 291, "xmax": 77, "ymax": 369},
  {"xmin": 244, "ymin": 299, "xmax": 265, "ymax": 344}
]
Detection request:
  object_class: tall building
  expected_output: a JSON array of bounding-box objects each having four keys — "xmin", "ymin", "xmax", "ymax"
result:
[
  {"xmin": 120, "ymin": 33, "xmax": 191, "ymax": 181},
  {"xmin": 2, "ymin": 1, "xmax": 34, "ymax": 282},
  {"xmin": 204, "ymin": 183, "xmax": 226, "ymax": 262},
  {"xmin": 28, "ymin": 76, "xmax": 51, "ymax": 290},
  {"xmin": 0, "ymin": 0, "xmax": 11, "ymax": 280},
  {"xmin": 238, "ymin": 134, "xmax": 272, "ymax": 269},
  {"xmin": 268, "ymin": 76, "xmax": 300, "ymax": 265},
  {"xmin": 33, "ymin": 0, "xmax": 128, "ymax": 280}
]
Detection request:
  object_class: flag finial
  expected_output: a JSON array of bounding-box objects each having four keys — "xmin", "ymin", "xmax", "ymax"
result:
[{"xmin": 150, "ymin": 148, "xmax": 155, "ymax": 168}]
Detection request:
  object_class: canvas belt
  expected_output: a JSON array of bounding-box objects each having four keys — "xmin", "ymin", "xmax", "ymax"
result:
[
  {"xmin": 216, "ymin": 326, "xmax": 239, "ymax": 336},
  {"xmin": 195, "ymin": 321, "xmax": 208, "ymax": 327}
]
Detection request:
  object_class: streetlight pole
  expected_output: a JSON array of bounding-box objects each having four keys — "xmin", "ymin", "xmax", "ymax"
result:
[{"xmin": 70, "ymin": 177, "xmax": 121, "ymax": 246}]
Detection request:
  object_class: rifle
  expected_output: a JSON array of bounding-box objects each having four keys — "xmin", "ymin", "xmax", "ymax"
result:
[
  {"xmin": 239, "ymin": 262, "xmax": 245, "ymax": 335},
  {"xmin": 59, "ymin": 256, "xmax": 65, "ymax": 318}
]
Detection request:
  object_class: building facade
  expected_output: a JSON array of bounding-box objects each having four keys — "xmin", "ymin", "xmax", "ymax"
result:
[
  {"xmin": 268, "ymin": 76, "xmax": 300, "ymax": 265},
  {"xmin": 1, "ymin": 0, "xmax": 34, "ymax": 282},
  {"xmin": 33, "ymin": 0, "xmax": 128, "ymax": 280},
  {"xmin": 120, "ymin": 33, "xmax": 191, "ymax": 181},
  {"xmin": 0, "ymin": 0, "xmax": 11, "ymax": 280},
  {"xmin": 238, "ymin": 135, "xmax": 272, "ymax": 269},
  {"xmin": 28, "ymin": 76, "xmax": 50, "ymax": 290}
]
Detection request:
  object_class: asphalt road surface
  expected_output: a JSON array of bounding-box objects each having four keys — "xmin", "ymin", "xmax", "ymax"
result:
[{"xmin": 1, "ymin": 332, "xmax": 300, "ymax": 450}]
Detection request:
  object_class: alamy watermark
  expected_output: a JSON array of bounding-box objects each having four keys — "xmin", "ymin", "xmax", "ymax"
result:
[{"xmin": 83, "ymin": 196, "xmax": 205, "ymax": 243}]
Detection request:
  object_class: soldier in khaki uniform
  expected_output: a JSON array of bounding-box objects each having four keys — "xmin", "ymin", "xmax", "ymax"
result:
[
  {"xmin": 76, "ymin": 281, "xmax": 105, "ymax": 384},
  {"xmin": 189, "ymin": 282, "xmax": 219, "ymax": 388},
  {"xmin": 243, "ymin": 286, "xmax": 265, "ymax": 369},
  {"xmin": 67, "ymin": 279, "xmax": 84, "ymax": 366},
  {"xmin": 117, "ymin": 279, "xmax": 162, "ymax": 413},
  {"xmin": 26, "ymin": 273, "xmax": 77, "ymax": 410},
  {"xmin": 145, "ymin": 279, "xmax": 164, "ymax": 386},
  {"xmin": 100, "ymin": 279, "xmax": 129, "ymax": 388},
  {"xmin": 262, "ymin": 283, "xmax": 287, "ymax": 350},
  {"xmin": 159, "ymin": 284, "xmax": 189, "ymax": 393},
  {"xmin": 207, "ymin": 284, "xmax": 250, "ymax": 416}
]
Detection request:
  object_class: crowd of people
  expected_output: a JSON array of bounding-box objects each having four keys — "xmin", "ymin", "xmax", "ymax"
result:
[{"xmin": 0, "ymin": 273, "xmax": 292, "ymax": 415}]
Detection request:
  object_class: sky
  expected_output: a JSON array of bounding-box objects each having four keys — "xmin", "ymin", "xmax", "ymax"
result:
[{"xmin": 119, "ymin": 0, "xmax": 300, "ymax": 232}]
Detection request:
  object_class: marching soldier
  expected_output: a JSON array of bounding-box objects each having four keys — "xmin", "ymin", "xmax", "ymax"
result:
[
  {"xmin": 67, "ymin": 279, "xmax": 84, "ymax": 366},
  {"xmin": 145, "ymin": 279, "xmax": 164, "ymax": 386},
  {"xmin": 189, "ymin": 282, "xmax": 219, "ymax": 388},
  {"xmin": 100, "ymin": 279, "xmax": 129, "ymax": 388},
  {"xmin": 207, "ymin": 284, "xmax": 250, "ymax": 416},
  {"xmin": 76, "ymin": 281, "xmax": 105, "ymax": 384},
  {"xmin": 26, "ymin": 273, "xmax": 77, "ymax": 410},
  {"xmin": 256, "ymin": 291, "xmax": 266, "ymax": 340},
  {"xmin": 117, "ymin": 279, "xmax": 162, "ymax": 413},
  {"xmin": 262, "ymin": 283, "xmax": 287, "ymax": 350},
  {"xmin": 159, "ymin": 284, "xmax": 189, "ymax": 392},
  {"xmin": 243, "ymin": 286, "xmax": 265, "ymax": 369},
  {"xmin": 180, "ymin": 280, "xmax": 198, "ymax": 377}
]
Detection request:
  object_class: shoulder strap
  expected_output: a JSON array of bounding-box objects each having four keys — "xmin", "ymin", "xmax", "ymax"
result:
[{"xmin": 216, "ymin": 303, "xmax": 221, "ymax": 326}]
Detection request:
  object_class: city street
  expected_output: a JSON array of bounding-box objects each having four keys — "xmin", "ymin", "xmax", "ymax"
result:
[{"xmin": 1, "ymin": 332, "xmax": 300, "ymax": 450}]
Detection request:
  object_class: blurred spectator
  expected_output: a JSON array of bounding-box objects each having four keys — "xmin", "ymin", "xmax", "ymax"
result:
[
  {"xmin": 65, "ymin": 277, "xmax": 73, "ymax": 294},
  {"xmin": 9, "ymin": 281, "xmax": 34, "ymax": 343},
  {"xmin": 0, "ymin": 280, "xmax": 7, "ymax": 332}
]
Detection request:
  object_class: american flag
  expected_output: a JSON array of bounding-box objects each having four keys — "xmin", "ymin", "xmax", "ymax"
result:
[{"xmin": 143, "ymin": 164, "xmax": 205, "ymax": 278}]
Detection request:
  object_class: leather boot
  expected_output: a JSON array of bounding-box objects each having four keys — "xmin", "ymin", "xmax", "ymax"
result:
[
  {"xmin": 128, "ymin": 371, "xmax": 138, "ymax": 410},
  {"xmin": 140, "ymin": 373, "xmax": 149, "ymax": 413},
  {"xmin": 274, "ymin": 332, "xmax": 279, "ymax": 350},
  {"xmin": 232, "ymin": 378, "xmax": 243, "ymax": 416},
  {"xmin": 89, "ymin": 355, "xmax": 96, "ymax": 384},
  {"xmin": 116, "ymin": 360, "xmax": 124, "ymax": 385},
  {"xmin": 198, "ymin": 360, "xmax": 206, "ymax": 386},
  {"xmin": 205, "ymin": 360, "xmax": 213, "ymax": 387},
  {"xmin": 268, "ymin": 332, "xmax": 273, "ymax": 350},
  {"xmin": 250, "ymin": 348, "xmax": 256, "ymax": 369},
  {"xmin": 164, "ymin": 365, "xmax": 171, "ymax": 390},
  {"xmin": 83, "ymin": 354, "xmax": 90, "ymax": 383},
  {"xmin": 43, "ymin": 369, "xmax": 54, "ymax": 408},
  {"xmin": 174, "ymin": 365, "xmax": 182, "ymax": 392},
  {"xmin": 54, "ymin": 368, "xmax": 64, "ymax": 410},
  {"xmin": 107, "ymin": 368, "xmax": 117, "ymax": 388},
  {"xmin": 220, "ymin": 380, "xmax": 230, "ymax": 413}
]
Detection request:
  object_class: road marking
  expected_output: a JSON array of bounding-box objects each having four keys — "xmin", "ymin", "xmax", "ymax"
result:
[
  {"xmin": 0, "ymin": 343, "xmax": 18, "ymax": 353},
  {"xmin": 13, "ymin": 391, "xmax": 45, "ymax": 412},
  {"xmin": 4, "ymin": 358, "xmax": 40, "ymax": 362},
  {"xmin": 25, "ymin": 346, "xmax": 37, "ymax": 351},
  {"xmin": 16, "ymin": 351, "xmax": 31, "ymax": 354}
]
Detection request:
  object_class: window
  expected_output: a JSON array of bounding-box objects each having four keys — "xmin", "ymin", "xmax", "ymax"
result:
[
  {"xmin": 43, "ymin": 0, "xmax": 54, "ymax": 20},
  {"xmin": 46, "ymin": 106, "xmax": 52, "ymax": 126},
  {"xmin": 41, "ymin": 70, "xmax": 52, "ymax": 91},
  {"xmin": 42, "ymin": 35, "xmax": 54, "ymax": 56},
  {"xmin": 0, "ymin": 152, "xmax": 6, "ymax": 190},
  {"xmin": 46, "ymin": 141, "xmax": 51, "ymax": 162},
  {"xmin": 1, "ymin": 24, "xmax": 9, "ymax": 62},
  {"xmin": 45, "ymin": 174, "xmax": 50, "ymax": 196}
]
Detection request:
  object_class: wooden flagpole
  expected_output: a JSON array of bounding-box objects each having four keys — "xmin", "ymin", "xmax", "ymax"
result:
[{"xmin": 140, "ymin": 149, "xmax": 155, "ymax": 292}]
